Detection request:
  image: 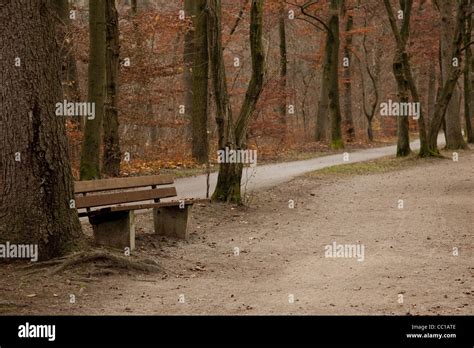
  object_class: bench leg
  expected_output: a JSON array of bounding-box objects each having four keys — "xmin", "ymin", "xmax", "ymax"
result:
[
  {"xmin": 90, "ymin": 210, "xmax": 135, "ymax": 251},
  {"xmin": 153, "ymin": 205, "xmax": 191, "ymax": 240}
]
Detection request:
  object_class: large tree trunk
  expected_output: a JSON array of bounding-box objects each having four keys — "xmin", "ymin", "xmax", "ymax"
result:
[
  {"xmin": 439, "ymin": 0, "xmax": 468, "ymax": 149},
  {"xmin": 327, "ymin": 0, "xmax": 344, "ymax": 149},
  {"xmin": 342, "ymin": 4, "xmax": 355, "ymax": 142},
  {"xmin": 190, "ymin": 0, "xmax": 209, "ymax": 164},
  {"xmin": 103, "ymin": 0, "xmax": 121, "ymax": 177},
  {"xmin": 0, "ymin": 0, "xmax": 83, "ymax": 260},
  {"xmin": 80, "ymin": 0, "xmax": 106, "ymax": 180},
  {"xmin": 211, "ymin": 0, "xmax": 265, "ymax": 204}
]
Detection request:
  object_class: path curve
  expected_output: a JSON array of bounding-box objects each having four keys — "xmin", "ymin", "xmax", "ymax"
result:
[{"xmin": 175, "ymin": 136, "xmax": 445, "ymax": 199}]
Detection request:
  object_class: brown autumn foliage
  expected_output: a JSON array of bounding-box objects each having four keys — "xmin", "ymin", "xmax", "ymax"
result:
[{"xmin": 63, "ymin": 0, "xmax": 459, "ymax": 178}]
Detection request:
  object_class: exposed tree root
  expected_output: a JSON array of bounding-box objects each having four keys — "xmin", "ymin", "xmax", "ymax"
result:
[
  {"xmin": 418, "ymin": 149, "xmax": 445, "ymax": 158},
  {"xmin": 43, "ymin": 251, "xmax": 166, "ymax": 276},
  {"xmin": 20, "ymin": 258, "xmax": 65, "ymax": 270}
]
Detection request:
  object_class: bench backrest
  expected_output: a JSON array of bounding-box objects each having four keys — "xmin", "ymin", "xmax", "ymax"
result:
[
  {"xmin": 75, "ymin": 174, "xmax": 174, "ymax": 194},
  {"xmin": 74, "ymin": 175, "xmax": 177, "ymax": 209}
]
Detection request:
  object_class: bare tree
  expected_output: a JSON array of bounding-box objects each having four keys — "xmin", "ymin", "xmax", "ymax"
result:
[
  {"xmin": 295, "ymin": 0, "xmax": 344, "ymax": 149},
  {"xmin": 208, "ymin": 0, "xmax": 265, "ymax": 203}
]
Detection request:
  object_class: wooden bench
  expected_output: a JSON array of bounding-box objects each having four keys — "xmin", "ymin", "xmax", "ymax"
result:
[{"xmin": 74, "ymin": 175, "xmax": 204, "ymax": 251}]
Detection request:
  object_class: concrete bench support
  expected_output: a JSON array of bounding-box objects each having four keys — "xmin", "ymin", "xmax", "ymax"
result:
[
  {"xmin": 89, "ymin": 210, "xmax": 135, "ymax": 251},
  {"xmin": 153, "ymin": 205, "xmax": 191, "ymax": 240}
]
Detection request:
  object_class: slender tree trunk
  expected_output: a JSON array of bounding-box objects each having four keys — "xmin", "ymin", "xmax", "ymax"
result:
[
  {"xmin": 0, "ymin": 0, "xmax": 83, "ymax": 260},
  {"xmin": 437, "ymin": 43, "xmax": 449, "ymax": 144},
  {"xmin": 131, "ymin": 0, "xmax": 137, "ymax": 14},
  {"xmin": 386, "ymin": 0, "xmax": 431, "ymax": 156},
  {"xmin": 393, "ymin": 51, "xmax": 411, "ymax": 156},
  {"xmin": 464, "ymin": 2, "xmax": 474, "ymax": 143},
  {"xmin": 428, "ymin": 0, "xmax": 467, "ymax": 152},
  {"xmin": 315, "ymin": 45, "xmax": 330, "ymax": 141},
  {"xmin": 278, "ymin": 0, "xmax": 288, "ymax": 135},
  {"xmin": 439, "ymin": 0, "xmax": 468, "ymax": 149},
  {"xmin": 359, "ymin": 19, "xmax": 379, "ymax": 142},
  {"xmin": 367, "ymin": 120, "xmax": 374, "ymax": 141},
  {"xmin": 184, "ymin": 0, "xmax": 195, "ymax": 140},
  {"xmin": 327, "ymin": 0, "xmax": 344, "ymax": 149},
  {"xmin": 53, "ymin": 0, "xmax": 83, "ymax": 128},
  {"xmin": 103, "ymin": 0, "xmax": 121, "ymax": 177},
  {"xmin": 190, "ymin": 0, "xmax": 209, "ymax": 164},
  {"xmin": 401, "ymin": 52, "xmax": 430, "ymax": 156},
  {"xmin": 207, "ymin": 0, "xmax": 232, "ymax": 151},
  {"xmin": 211, "ymin": 0, "xmax": 265, "ymax": 204},
  {"xmin": 427, "ymin": 63, "xmax": 436, "ymax": 127},
  {"xmin": 471, "ymin": 12, "xmax": 474, "ymax": 142},
  {"xmin": 342, "ymin": 4, "xmax": 355, "ymax": 142},
  {"xmin": 384, "ymin": 0, "xmax": 412, "ymax": 156},
  {"xmin": 80, "ymin": 0, "xmax": 106, "ymax": 180}
]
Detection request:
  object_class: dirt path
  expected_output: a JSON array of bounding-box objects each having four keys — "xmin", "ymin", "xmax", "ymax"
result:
[
  {"xmin": 174, "ymin": 137, "xmax": 445, "ymax": 199},
  {"xmin": 1, "ymin": 150, "xmax": 472, "ymax": 315}
]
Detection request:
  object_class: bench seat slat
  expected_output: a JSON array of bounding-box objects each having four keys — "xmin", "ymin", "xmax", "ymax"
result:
[
  {"xmin": 74, "ymin": 175, "xmax": 174, "ymax": 194},
  {"xmin": 109, "ymin": 198, "xmax": 210, "ymax": 212},
  {"xmin": 75, "ymin": 187, "xmax": 177, "ymax": 209}
]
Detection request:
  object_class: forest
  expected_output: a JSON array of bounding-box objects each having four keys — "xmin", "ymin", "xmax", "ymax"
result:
[{"xmin": 0, "ymin": 0, "xmax": 472, "ymax": 318}]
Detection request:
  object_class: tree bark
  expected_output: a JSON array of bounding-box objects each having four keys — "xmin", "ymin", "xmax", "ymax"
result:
[
  {"xmin": 427, "ymin": 63, "xmax": 436, "ymax": 127},
  {"xmin": 0, "ymin": 0, "xmax": 83, "ymax": 260},
  {"xmin": 53, "ymin": 0, "xmax": 82, "ymax": 128},
  {"xmin": 315, "ymin": 42, "xmax": 330, "ymax": 141},
  {"xmin": 471, "ymin": 11, "xmax": 474, "ymax": 143},
  {"xmin": 359, "ymin": 16, "xmax": 380, "ymax": 142},
  {"xmin": 190, "ymin": 0, "xmax": 209, "ymax": 164},
  {"xmin": 278, "ymin": 0, "xmax": 288, "ymax": 134},
  {"xmin": 183, "ymin": 0, "xmax": 194, "ymax": 139},
  {"xmin": 342, "ymin": 3, "xmax": 355, "ymax": 142},
  {"xmin": 463, "ymin": 1, "xmax": 474, "ymax": 143},
  {"xmin": 327, "ymin": 0, "xmax": 344, "ymax": 149},
  {"xmin": 439, "ymin": 0, "xmax": 468, "ymax": 149},
  {"xmin": 401, "ymin": 51, "xmax": 430, "ymax": 156},
  {"xmin": 428, "ymin": 0, "xmax": 467, "ymax": 152},
  {"xmin": 208, "ymin": 0, "xmax": 232, "ymax": 151},
  {"xmin": 103, "ymin": 0, "xmax": 121, "ymax": 177},
  {"xmin": 394, "ymin": 51, "xmax": 412, "ymax": 157},
  {"xmin": 80, "ymin": 0, "xmax": 106, "ymax": 180},
  {"xmin": 383, "ymin": 0, "xmax": 412, "ymax": 157},
  {"xmin": 210, "ymin": 0, "xmax": 265, "ymax": 204}
]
